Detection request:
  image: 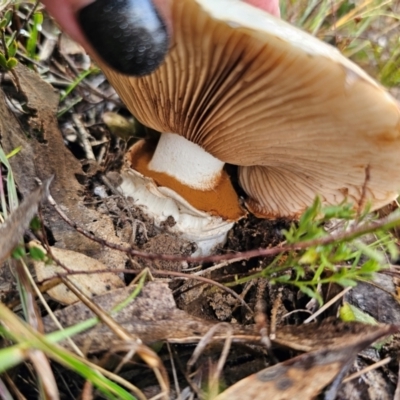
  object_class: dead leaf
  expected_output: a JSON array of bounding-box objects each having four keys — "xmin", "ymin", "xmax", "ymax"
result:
[
  {"xmin": 339, "ymin": 351, "xmax": 396, "ymax": 400},
  {"xmin": 59, "ymin": 33, "xmax": 86, "ymax": 56},
  {"xmin": 215, "ymin": 324, "xmax": 397, "ymax": 400},
  {"xmin": 0, "ymin": 179, "xmax": 51, "ymax": 264},
  {"xmin": 44, "ymin": 281, "xmax": 217, "ymax": 352},
  {"xmin": 345, "ymin": 274, "xmax": 400, "ymax": 326},
  {"xmin": 43, "ymin": 281, "xmax": 397, "ymax": 399},
  {"xmin": 0, "ymin": 63, "xmax": 128, "ymax": 269},
  {"xmin": 33, "ymin": 244, "xmax": 125, "ymax": 305},
  {"xmin": 43, "ymin": 280, "xmax": 392, "ymax": 359},
  {"xmin": 273, "ymin": 318, "xmax": 392, "ymax": 352}
]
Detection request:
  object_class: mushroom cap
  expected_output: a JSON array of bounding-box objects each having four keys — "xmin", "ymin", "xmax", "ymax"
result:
[{"xmin": 102, "ymin": 0, "xmax": 400, "ymax": 217}]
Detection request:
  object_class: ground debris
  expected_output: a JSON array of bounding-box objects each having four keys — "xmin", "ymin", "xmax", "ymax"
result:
[
  {"xmin": 33, "ymin": 244, "xmax": 125, "ymax": 305},
  {"xmin": 216, "ymin": 324, "xmax": 397, "ymax": 400},
  {"xmin": 43, "ymin": 281, "xmax": 218, "ymax": 352},
  {"xmin": 0, "ymin": 63, "xmax": 128, "ymax": 270}
]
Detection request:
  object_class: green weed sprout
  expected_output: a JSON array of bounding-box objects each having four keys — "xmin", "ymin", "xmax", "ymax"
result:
[
  {"xmin": 268, "ymin": 197, "xmax": 398, "ymax": 305},
  {"xmin": 0, "ymin": 8, "xmax": 17, "ymax": 70}
]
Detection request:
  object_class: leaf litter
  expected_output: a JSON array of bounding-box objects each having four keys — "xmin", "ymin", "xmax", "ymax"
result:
[{"xmin": 1, "ymin": 4, "xmax": 400, "ymax": 399}]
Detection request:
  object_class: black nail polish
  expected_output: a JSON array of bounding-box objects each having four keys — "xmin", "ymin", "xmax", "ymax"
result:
[{"xmin": 78, "ymin": 0, "xmax": 169, "ymax": 76}]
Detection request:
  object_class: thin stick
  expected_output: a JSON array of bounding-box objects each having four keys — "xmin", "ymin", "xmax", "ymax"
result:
[
  {"xmin": 394, "ymin": 360, "xmax": 400, "ymax": 400},
  {"xmin": 72, "ymin": 114, "xmax": 96, "ymax": 160},
  {"xmin": 166, "ymin": 343, "xmax": 181, "ymax": 400},
  {"xmin": 303, "ymin": 286, "xmax": 352, "ymax": 324},
  {"xmin": 343, "ymin": 357, "xmax": 391, "ymax": 384},
  {"xmin": 47, "ymin": 191, "xmax": 400, "ymax": 264}
]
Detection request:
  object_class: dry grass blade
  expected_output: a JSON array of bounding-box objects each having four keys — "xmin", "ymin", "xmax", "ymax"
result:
[
  {"xmin": 12, "ymin": 258, "xmax": 58, "ymax": 399},
  {"xmin": 0, "ymin": 178, "xmax": 51, "ymax": 264},
  {"xmin": 29, "ymin": 350, "xmax": 59, "ymax": 400},
  {"xmin": 0, "ymin": 301, "xmax": 142, "ymax": 399},
  {"xmin": 342, "ymin": 356, "xmax": 391, "ymax": 383},
  {"xmin": 60, "ymin": 277, "xmax": 170, "ymax": 397}
]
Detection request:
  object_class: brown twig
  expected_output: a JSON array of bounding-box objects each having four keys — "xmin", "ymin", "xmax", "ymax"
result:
[
  {"xmin": 14, "ymin": 0, "xmax": 40, "ymax": 44},
  {"xmin": 47, "ymin": 191, "xmax": 400, "ymax": 264},
  {"xmin": 343, "ymin": 357, "xmax": 391, "ymax": 384},
  {"xmin": 61, "ymin": 277, "xmax": 169, "ymax": 399},
  {"xmin": 357, "ymin": 165, "xmax": 371, "ymax": 217}
]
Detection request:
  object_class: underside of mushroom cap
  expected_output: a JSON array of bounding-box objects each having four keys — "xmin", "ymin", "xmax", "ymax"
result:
[{"xmin": 102, "ymin": 0, "xmax": 400, "ymax": 217}]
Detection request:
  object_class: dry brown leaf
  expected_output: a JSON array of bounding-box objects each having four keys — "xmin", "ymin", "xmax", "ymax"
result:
[
  {"xmin": 59, "ymin": 33, "xmax": 86, "ymax": 56},
  {"xmin": 0, "ymin": 179, "xmax": 51, "ymax": 264},
  {"xmin": 44, "ymin": 281, "xmax": 217, "ymax": 352},
  {"xmin": 273, "ymin": 318, "xmax": 392, "ymax": 352},
  {"xmin": 0, "ymin": 63, "xmax": 127, "ymax": 269},
  {"xmin": 33, "ymin": 245, "xmax": 125, "ymax": 305},
  {"xmin": 43, "ymin": 280, "xmax": 392, "ymax": 359},
  {"xmin": 215, "ymin": 324, "xmax": 397, "ymax": 400}
]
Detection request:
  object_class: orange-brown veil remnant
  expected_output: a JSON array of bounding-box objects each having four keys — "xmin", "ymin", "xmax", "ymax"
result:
[{"xmin": 129, "ymin": 141, "xmax": 244, "ymax": 221}]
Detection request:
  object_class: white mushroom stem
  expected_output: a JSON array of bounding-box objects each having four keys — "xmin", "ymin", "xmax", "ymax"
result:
[
  {"xmin": 118, "ymin": 168, "xmax": 235, "ymax": 256},
  {"xmin": 148, "ymin": 132, "xmax": 225, "ymax": 190}
]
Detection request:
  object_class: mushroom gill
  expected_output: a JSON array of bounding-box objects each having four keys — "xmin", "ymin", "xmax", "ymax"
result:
[{"xmin": 100, "ymin": 0, "xmax": 400, "ymax": 224}]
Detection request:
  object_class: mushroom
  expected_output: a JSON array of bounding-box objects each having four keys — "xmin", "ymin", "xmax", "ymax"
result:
[{"xmin": 98, "ymin": 0, "xmax": 400, "ymax": 254}]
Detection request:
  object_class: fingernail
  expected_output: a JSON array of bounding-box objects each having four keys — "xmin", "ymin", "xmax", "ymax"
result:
[{"xmin": 77, "ymin": 0, "xmax": 169, "ymax": 76}]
